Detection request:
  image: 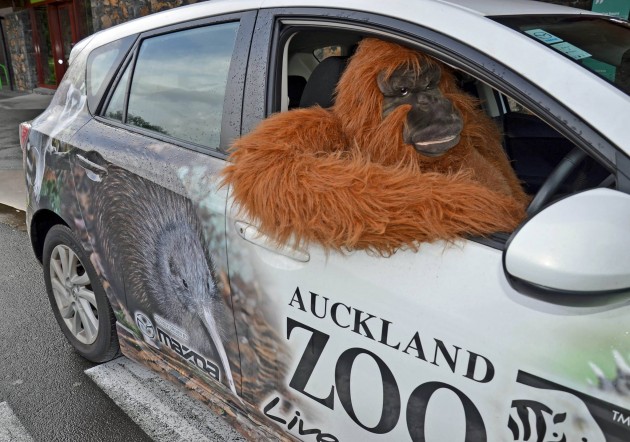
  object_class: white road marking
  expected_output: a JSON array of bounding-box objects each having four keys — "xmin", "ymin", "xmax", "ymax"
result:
[
  {"xmin": 85, "ymin": 357, "xmax": 245, "ymax": 442},
  {"xmin": 0, "ymin": 402, "xmax": 34, "ymax": 442}
]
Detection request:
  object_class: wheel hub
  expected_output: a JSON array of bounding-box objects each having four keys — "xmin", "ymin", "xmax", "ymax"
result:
[{"xmin": 49, "ymin": 244, "xmax": 99, "ymax": 345}]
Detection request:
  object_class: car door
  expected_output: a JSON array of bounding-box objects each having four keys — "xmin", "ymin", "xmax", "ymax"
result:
[
  {"xmin": 69, "ymin": 11, "xmax": 256, "ymax": 402},
  {"xmin": 224, "ymin": 9, "xmax": 630, "ymax": 442}
]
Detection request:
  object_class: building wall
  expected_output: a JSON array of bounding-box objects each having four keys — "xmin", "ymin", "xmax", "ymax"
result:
[
  {"xmin": 4, "ymin": 10, "xmax": 36, "ymax": 91},
  {"xmin": 91, "ymin": 0, "xmax": 150, "ymax": 31},
  {"xmin": 91, "ymin": 0, "xmax": 206, "ymax": 32},
  {"xmin": 1, "ymin": 0, "xmax": 208, "ymax": 91}
]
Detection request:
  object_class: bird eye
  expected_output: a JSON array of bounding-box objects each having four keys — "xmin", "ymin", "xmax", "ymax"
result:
[{"xmin": 399, "ymin": 87, "xmax": 409, "ymax": 97}]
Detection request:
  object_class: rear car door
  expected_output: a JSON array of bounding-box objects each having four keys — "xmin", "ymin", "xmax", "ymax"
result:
[
  {"xmin": 69, "ymin": 11, "xmax": 256, "ymax": 401},
  {"xmin": 224, "ymin": 8, "xmax": 630, "ymax": 441}
]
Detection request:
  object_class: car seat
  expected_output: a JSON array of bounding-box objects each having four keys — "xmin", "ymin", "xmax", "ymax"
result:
[{"xmin": 299, "ymin": 56, "xmax": 348, "ymax": 108}]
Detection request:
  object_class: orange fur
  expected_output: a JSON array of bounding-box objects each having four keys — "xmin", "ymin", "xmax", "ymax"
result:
[{"xmin": 222, "ymin": 38, "xmax": 528, "ymax": 255}]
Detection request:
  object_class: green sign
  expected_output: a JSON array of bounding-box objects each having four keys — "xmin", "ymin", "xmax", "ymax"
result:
[
  {"xmin": 582, "ymin": 58, "xmax": 617, "ymax": 81},
  {"xmin": 591, "ymin": 0, "xmax": 630, "ymax": 20}
]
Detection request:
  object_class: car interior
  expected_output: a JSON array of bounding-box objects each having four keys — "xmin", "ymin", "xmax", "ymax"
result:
[{"xmin": 274, "ymin": 28, "xmax": 614, "ymax": 215}]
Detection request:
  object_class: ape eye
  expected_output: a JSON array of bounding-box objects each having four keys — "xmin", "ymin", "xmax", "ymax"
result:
[
  {"xmin": 399, "ymin": 87, "xmax": 410, "ymax": 97},
  {"xmin": 425, "ymin": 81, "xmax": 438, "ymax": 91}
]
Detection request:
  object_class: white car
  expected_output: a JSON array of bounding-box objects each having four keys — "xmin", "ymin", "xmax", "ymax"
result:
[{"xmin": 20, "ymin": 0, "xmax": 630, "ymax": 440}]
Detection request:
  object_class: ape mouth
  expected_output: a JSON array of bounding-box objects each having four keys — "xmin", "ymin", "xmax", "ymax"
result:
[{"xmin": 413, "ymin": 135, "xmax": 461, "ymax": 157}]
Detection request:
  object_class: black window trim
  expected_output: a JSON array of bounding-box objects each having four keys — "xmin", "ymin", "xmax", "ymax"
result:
[
  {"xmin": 244, "ymin": 7, "xmax": 629, "ymax": 250},
  {"xmin": 95, "ymin": 10, "xmax": 257, "ymax": 159}
]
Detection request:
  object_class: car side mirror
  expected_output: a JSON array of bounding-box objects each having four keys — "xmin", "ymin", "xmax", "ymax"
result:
[{"xmin": 503, "ymin": 188, "xmax": 630, "ymax": 304}]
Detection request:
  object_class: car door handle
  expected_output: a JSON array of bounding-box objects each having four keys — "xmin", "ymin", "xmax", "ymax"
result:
[
  {"xmin": 235, "ymin": 221, "xmax": 310, "ymax": 262},
  {"xmin": 77, "ymin": 154, "xmax": 108, "ymax": 181}
]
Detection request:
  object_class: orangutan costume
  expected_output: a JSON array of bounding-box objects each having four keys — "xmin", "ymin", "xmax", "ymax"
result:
[{"xmin": 221, "ymin": 38, "xmax": 529, "ymax": 255}]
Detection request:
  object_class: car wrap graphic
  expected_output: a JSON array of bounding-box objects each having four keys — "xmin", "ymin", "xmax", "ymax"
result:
[
  {"xmin": 510, "ymin": 371, "xmax": 630, "ymax": 442},
  {"xmin": 34, "ymin": 138, "xmax": 629, "ymax": 441},
  {"xmin": 134, "ymin": 311, "xmax": 221, "ymax": 382},
  {"xmin": 238, "ymin": 274, "xmax": 630, "ymax": 442},
  {"xmin": 72, "ymin": 243, "xmax": 630, "ymax": 442},
  {"xmin": 76, "ymin": 164, "xmax": 238, "ymax": 396}
]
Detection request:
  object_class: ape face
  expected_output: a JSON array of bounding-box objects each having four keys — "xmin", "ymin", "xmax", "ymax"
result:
[{"xmin": 378, "ymin": 65, "xmax": 463, "ymax": 157}]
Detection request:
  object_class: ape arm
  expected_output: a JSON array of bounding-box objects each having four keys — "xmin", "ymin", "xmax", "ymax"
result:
[{"xmin": 222, "ymin": 107, "xmax": 526, "ymax": 255}]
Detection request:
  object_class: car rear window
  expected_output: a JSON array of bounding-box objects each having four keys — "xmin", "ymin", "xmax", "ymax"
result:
[{"xmin": 492, "ymin": 15, "xmax": 630, "ymax": 95}]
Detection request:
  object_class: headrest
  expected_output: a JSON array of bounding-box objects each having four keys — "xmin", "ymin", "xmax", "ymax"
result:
[{"xmin": 299, "ymin": 56, "xmax": 348, "ymax": 108}]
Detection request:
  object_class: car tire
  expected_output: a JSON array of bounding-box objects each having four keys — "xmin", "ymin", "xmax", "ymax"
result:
[{"xmin": 43, "ymin": 224, "xmax": 120, "ymax": 363}]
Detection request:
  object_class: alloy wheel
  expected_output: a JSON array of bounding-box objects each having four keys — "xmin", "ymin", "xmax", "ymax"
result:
[{"xmin": 49, "ymin": 244, "xmax": 99, "ymax": 345}]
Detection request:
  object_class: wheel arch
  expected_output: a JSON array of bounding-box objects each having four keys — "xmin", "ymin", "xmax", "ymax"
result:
[{"xmin": 30, "ymin": 209, "xmax": 70, "ymax": 263}]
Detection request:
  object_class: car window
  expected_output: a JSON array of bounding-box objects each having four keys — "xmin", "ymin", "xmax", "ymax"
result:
[
  {"xmin": 274, "ymin": 27, "xmax": 615, "ymax": 237},
  {"xmin": 281, "ymin": 29, "xmax": 362, "ymax": 111},
  {"xmin": 492, "ymin": 15, "xmax": 630, "ymax": 95},
  {"xmin": 105, "ymin": 21, "xmax": 239, "ymax": 149},
  {"xmin": 86, "ymin": 35, "xmax": 135, "ymax": 113},
  {"xmin": 104, "ymin": 64, "xmax": 129, "ymax": 122}
]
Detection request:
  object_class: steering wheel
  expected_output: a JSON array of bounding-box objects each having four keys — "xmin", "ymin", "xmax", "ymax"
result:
[{"xmin": 526, "ymin": 146, "xmax": 587, "ymax": 216}]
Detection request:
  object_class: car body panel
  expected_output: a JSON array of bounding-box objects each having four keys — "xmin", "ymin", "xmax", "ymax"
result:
[
  {"xmin": 228, "ymin": 5, "xmax": 630, "ymax": 440},
  {"xmin": 24, "ymin": 39, "xmax": 94, "ymax": 252},
  {"xmin": 226, "ymin": 216, "xmax": 630, "ymax": 440},
  {"xmin": 70, "ymin": 115, "xmax": 241, "ymax": 391},
  {"xmin": 62, "ymin": 11, "xmax": 259, "ymax": 401},
  {"xmin": 261, "ymin": 0, "xmax": 586, "ymax": 16},
  {"xmin": 21, "ymin": 0, "xmax": 630, "ymax": 441}
]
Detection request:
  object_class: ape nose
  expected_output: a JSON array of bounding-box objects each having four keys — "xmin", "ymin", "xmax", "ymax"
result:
[
  {"xmin": 416, "ymin": 93, "xmax": 450, "ymax": 112},
  {"xmin": 415, "ymin": 97, "xmax": 432, "ymax": 112}
]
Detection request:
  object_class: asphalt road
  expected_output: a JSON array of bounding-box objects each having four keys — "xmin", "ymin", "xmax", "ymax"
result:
[{"xmin": 0, "ymin": 212, "xmax": 152, "ymax": 442}]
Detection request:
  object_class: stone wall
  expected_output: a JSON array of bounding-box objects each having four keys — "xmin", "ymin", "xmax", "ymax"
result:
[
  {"xmin": 4, "ymin": 10, "xmax": 36, "ymax": 91},
  {"xmin": 0, "ymin": 0, "xmax": 210, "ymax": 91},
  {"xmin": 91, "ymin": 0, "xmax": 149, "ymax": 31},
  {"xmin": 91, "ymin": 0, "xmax": 207, "ymax": 32},
  {"xmin": 150, "ymin": 0, "xmax": 203, "ymax": 14}
]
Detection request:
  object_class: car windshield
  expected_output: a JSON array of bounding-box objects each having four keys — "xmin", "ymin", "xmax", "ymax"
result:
[{"xmin": 492, "ymin": 15, "xmax": 630, "ymax": 95}]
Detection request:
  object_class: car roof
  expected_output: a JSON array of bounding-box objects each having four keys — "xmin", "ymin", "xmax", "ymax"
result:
[
  {"xmin": 75, "ymin": 0, "xmax": 627, "ymax": 154},
  {"xmin": 419, "ymin": 0, "xmax": 586, "ymax": 16},
  {"xmin": 262, "ymin": 0, "xmax": 586, "ymax": 16}
]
